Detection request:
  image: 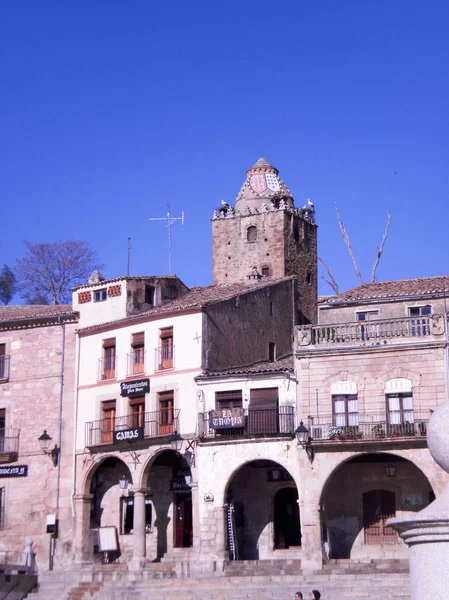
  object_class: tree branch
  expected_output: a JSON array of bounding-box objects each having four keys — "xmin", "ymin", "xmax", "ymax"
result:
[
  {"xmin": 371, "ymin": 210, "xmax": 392, "ymax": 283},
  {"xmin": 334, "ymin": 202, "xmax": 363, "ymax": 286},
  {"xmin": 318, "ymin": 257, "xmax": 339, "ymax": 294}
]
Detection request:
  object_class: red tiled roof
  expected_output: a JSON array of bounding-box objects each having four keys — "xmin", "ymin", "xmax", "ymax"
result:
[
  {"xmin": 326, "ymin": 275, "xmax": 449, "ymax": 304},
  {"xmin": 77, "ymin": 277, "xmax": 294, "ymax": 333},
  {"xmin": 198, "ymin": 355, "xmax": 294, "ymax": 377},
  {"xmin": 0, "ymin": 305, "xmax": 76, "ymax": 323}
]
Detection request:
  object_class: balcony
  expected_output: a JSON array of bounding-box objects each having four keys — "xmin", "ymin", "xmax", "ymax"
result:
[
  {"xmin": 155, "ymin": 346, "xmax": 175, "ymax": 371},
  {"xmin": 85, "ymin": 409, "xmax": 180, "ymax": 448},
  {"xmin": 0, "ymin": 356, "xmax": 10, "ymax": 381},
  {"xmin": 198, "ymin": 407, "xmax": 295, "ymax": 440},
  {"xmin": 97, "ymin": 356, "xmax": 117, "ymax": 381},
  {"xmin": 306, "ymin": 410, "xmax": 431, "ymax": 445},
  {"xmin": 127, "ymin": 351, "xmax": 146, "ymax": 376},
  {"xmin": 297, "ymin": 314, "xmax": 446, "ymax": 349},
  {"xmin": 0, "ymin": 428, "xmax": 20, "ymax": 463}
]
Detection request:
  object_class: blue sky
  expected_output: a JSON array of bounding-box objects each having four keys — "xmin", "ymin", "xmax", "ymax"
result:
[{"xmin": 1, "ymin": 0, "xmax": 448, "ymax": 299}]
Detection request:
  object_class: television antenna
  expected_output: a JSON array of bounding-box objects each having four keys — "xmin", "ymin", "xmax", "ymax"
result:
[{"xmin": 149, "ymin": 204, "xmax": 185, "ymax": 273}]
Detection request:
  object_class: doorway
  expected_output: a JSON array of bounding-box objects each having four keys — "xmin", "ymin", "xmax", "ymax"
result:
[
  {"xmin": 274, "ymin": 487, "xmax": 301, "ymax": 548},
  {"xmin": 174, "ymin": 493, "xmax": 193, "ymax": 548}
]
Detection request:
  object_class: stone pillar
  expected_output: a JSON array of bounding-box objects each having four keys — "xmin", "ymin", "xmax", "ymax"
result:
[
  {"xmin": 389, "ymin": 402, "xmax": 449, "ymax": 599},
  {"xmin": 73, "ymin": 494, "xmax": 94, "ymax": 565},
  {"xmin": 130, "ymin": 490, "xmax": 146, "ymax": 570},
  {"xmin": 300, "ymin": 504, "xmax": 323, "ymax": 571}
]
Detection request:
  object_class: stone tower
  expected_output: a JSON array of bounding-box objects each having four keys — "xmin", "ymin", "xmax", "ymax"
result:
[{"xmin": 212, "ymin": 158, "xmax": 318, "ymax": 323}]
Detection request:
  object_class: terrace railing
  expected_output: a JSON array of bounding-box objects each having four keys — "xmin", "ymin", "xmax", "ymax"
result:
[
  {"xmin": 85, "ymin": 409, "xmax": 180, "ymax": 447},
  {"xmin": 198, "ymin": 406, "xmax": 295, "ymax": 440}
]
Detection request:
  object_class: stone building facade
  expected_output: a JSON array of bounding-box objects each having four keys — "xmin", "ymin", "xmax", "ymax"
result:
[{"xmin": 0, "ymin": 305, "xmax": 78, "ymax": 571}]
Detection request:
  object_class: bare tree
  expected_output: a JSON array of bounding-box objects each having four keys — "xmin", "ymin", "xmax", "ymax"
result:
[
  {"xmin": 371, "ymin": 211, "xmax": 392, "ymax": 283},
  {"xmin": 15, "ymin": 241, "xmax": 103, "ymax": 305},
  {"xmin": 334, "ymin": 203, "xmax": 363, "ymax": 286},
  {"xmin": 0, "ymin": 265, "xmax": 17, "ymax": 305},
  {"xmin": 318, "ymin": 257, "xmax": 339, "ymax": 294}
]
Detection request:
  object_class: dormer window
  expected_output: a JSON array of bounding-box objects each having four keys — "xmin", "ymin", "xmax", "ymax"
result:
[{"xmin": 94, "ymin": 288, "xmax": 107, "ymax": 302}]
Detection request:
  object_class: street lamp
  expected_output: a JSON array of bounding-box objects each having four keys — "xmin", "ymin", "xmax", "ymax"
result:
[
  {"xmin": 38, "ymin": 430, "xmax": 60, "ymax": 467},
  {"xmin": 118, "ymin": 476, "xmax": 129, "ymax": 490},
  {"xmin": 169, "ymin": 431, "xmax": 183, "ymax": 453},
  {"xmin": 385, "ymin": 463, "xmax": 396, "ymax": 478},
  {"xmin": 295, "ymin": 421, "xmax": 314, "ymax": 463}
]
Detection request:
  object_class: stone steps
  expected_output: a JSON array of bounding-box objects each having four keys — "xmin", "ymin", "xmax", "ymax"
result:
[{"xmin": 29, "ymin": 563, "xmax": 411, "ymax": 600}]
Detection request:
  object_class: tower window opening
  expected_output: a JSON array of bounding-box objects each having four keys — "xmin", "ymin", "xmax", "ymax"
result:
[
  {"xmin": 247, "ymin": 226, "xmax": 257, "ymax": 242},
  {"xmin": 269, "ymin": 342, "xmax": 276, "ymax": 362}
]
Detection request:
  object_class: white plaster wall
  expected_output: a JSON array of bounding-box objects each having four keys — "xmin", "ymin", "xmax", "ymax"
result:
[{"xmin": 73, "ymin": 281, "xmax": 128, "ymax": 328}]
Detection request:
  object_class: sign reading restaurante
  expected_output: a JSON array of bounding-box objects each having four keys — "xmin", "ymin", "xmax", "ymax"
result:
[
  {"xmin": 120, "ymin": 379, "xmax": 150, "ymax": 397},
  {"xmin": 209, "ymin": 407, "xmax": 244, "ymax": 430}
]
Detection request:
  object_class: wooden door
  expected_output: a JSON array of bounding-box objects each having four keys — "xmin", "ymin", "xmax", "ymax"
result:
[
  {"xmin": 248, "ymin": 388, "xmax": 279, "ymax": 434},
  {"xmin": 363, "ymin": 489, "xmax": 397, "ymax": 544},
  {"xmin": 160, "ymin": 328, "xmax": 173, "ymax": 369},
  {"xmin": 174, "ymin": 493, "xmax": 193, "ymax": 548},
  {"xmin": 159, "ymin": 392, "xmax": 174, "ymax": 435},
  {"xmin": 103, "ymin": 345, "xmax": 116, "ymax": 379},
  {"xmin": 102, "ymin": 401, "xmax": 116, "ymax": 444}
]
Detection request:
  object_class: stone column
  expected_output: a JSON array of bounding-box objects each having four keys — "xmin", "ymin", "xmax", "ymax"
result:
[
  {"xmin": 130, "ymin": 490, "xmax": 146, "ymax": 570},
  {"xmin": 300, "ymin": 504, "xmax": 323, "ymax": 571},
  {"xmin": 73, "ymin": 494, "xmax": 94, "ymax": 565},
  {"xmin": 389, "ymin": 402, "xmax": 449, "ymax": 599}
]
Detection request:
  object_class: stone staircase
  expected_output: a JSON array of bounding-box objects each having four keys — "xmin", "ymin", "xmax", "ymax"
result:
[{"xmin": 28, "ymin": 559, "xmax": 411, "ymax": 600}]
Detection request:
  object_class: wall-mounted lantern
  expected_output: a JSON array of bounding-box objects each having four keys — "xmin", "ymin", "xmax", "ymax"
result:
[
  {"xmin": 38, "ymin": 430, "xmax": 60, "ymax": 467},
  {"xmin": 295, "ymin": 421, "xmax": 314, "ymax": 463}
]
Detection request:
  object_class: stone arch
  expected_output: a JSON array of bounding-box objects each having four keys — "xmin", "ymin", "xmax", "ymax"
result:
[
  {"xmin": 323, "ymin": 371, "xmax": 366, "ymax": 393},
  {"xmin": 82, "ymin": 453, "xmax": 134, "ymax": 496},
  {"xmin": 139, "ymin": 446, "xmax": 192, "ymax": 489},
  {"xmin": 376, "ymin": 367, "xmax": 421, "ymax": 389}
]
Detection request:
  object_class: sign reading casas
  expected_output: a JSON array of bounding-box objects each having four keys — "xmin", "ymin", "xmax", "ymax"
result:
[
  {"xmin": 0, "ymin": 465, "xmax": 28, "ymax": 478},
  {"xmin": 209, "ymin": 407, "xmax": 244, "ymax": 430},
  {"xmin": 113, "ymin": 427, "xmax": 144, "ymax": 444},
  {"xmin": 120, "ymin": 379, "xmax": 150, "ymax": 397}
]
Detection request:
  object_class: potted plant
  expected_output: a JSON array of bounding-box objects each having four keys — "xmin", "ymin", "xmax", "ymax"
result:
[
  {"xmin": 372, "ymin": 424, "xmax": 385, "ymax": 439},
  {"xmin": 390, "ymin": 425, "xmax": 401, "ymax": 438},
  {"xmin": 328, "ymin": 426, "xmax": 345, "ymax": 441}
]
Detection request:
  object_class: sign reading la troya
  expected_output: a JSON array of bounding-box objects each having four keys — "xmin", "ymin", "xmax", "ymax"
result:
[{"xmin": 120, "ymin": 379, "xmax": 150, "ymax": 397}]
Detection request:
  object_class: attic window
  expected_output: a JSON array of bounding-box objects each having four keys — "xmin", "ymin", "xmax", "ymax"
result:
[
  {"xmin": 247, "ymin": 226, "xmax": 257, "ymax": 242},
  {"xmin": 94, "ymin": 289, "xmax": 107, "ymax": 302},
  {"xmin": 145, "ymin": 285, "xmax": 155, "ymax": 305}
]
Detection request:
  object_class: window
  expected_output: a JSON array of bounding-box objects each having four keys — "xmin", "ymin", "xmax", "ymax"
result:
[
  {"xmin": 247, "ymin": 226, "xmax": 257, "ymax": 242},
  {"xmin": 333, "ymin": 394, "xmax": 358, "ymax": 428},
  {"xmin": 131, "ymin": 332, "xmax": 145, "ymax": 375},
  {"xmin": 0, "ymin": 345, "xmax": 9, "ymax": 381},
  {"xmin": 0, "ymin": 488, "xmax": 4, "ymax": 530},
  {"xmin": 357, "ymin": 311, "xmax": 379, "ymax": 340},
  {"xmin": 102, "ymin": 339, "xmax": 116, "ymax": 380},
  {"xmin": 363, "ymin": 490, "xmax": 397, "ymax": 545},
  {"xmin": 268, "ymin": 342, "xmax": 276, "ymax": 362},
  {"xmin": 159, "ymin": 391, "xmax": 174, "ymax": 435},
  {"xmin": 262, "ymin": 267, "xmax": 270, "ymax": 277},
  {"xmin": 159, "ymin": 327, "xmax": 173, "ymax": 370},
  {"xmin": 409, "ymin": 306, "xmax": 431, "ymax": 336},
  {"xmin": 121, "ymin": 495, "xmax": 153, "ymax": 534},
  {"xmin": 269, "ymin": 301, "xmax": 274, "ymax": 317},
  {"xmin": 0, "ymin": 410, "xmax": 5, "ymax": 453},
  {"xmin": 145, "ymin": 285, "xmax": 155, "ymax": 306},
  {"xmin": 386, "ymin": 393, "xmax": 414, "ymax": 431},
  {"xmin": 102, "ymin": 400, "xmax": 116, "ymax": 444},
  {"xmin": 129, "ymin": 397, "xmax": 145, "ymax": 429},
  {"xmin": 249, "ymin": 388, "xmax": 279, "ymax": 434},
  {"xmin": 94, "ymin": 288, "xmax": 107, "ymax": 302}
]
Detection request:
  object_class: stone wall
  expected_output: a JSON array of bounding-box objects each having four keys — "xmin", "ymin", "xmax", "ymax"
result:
[{"xmin": 0, "ymin": 320, "xmax": 77, "ymax": 571}]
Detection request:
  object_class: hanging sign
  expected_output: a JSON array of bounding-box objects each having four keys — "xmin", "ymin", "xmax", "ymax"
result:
[
  {"xmin": 0, "ymin": 465, "xmax": 28, "ymax": 478},
  {"xmin": 209, "ymin": 407, "xmax": 244, "ymax": 430},
  {"xmin": 120, "ymin": 379, "xmax": 150, "ymax": 397},
  {"xmin": 113, "ymin": 427, "xmax": 144, "ymax": 444}
]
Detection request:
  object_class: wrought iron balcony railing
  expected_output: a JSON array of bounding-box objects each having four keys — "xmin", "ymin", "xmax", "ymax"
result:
[
  {"xmin": 198, "ymin": 406, "xmax": 295, "ymax": 440},
  {"xmin": 155, "ymin": 345, "xmax": 175, "ymax": 371},
  {"xmin": 0, "ymin": 428, "xmax": 20, "ymax": 457},
  {"xmin": 0, "ymin": 356, "xmax": 10, "ymax": 381},
  {"xmin": 297, "ymin": 314, "xmax": 446, "ymax": 348},
  {"xmin": 97, "ymin": 356, "xmax": 117, "ymax": 381},
  {"xmin": 85, "ymin": 409, "xmax": 180, "ymax": 447},
  {"xmin": 306, "ymin": 410, "xmax": 431, "ymax": 442}
]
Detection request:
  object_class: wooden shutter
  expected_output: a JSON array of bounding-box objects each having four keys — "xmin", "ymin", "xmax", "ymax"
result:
[
  {"xmin": 132, "ymin": 332, "xmax": 145, "ymax": 347},
  {"xmin": 249, "ymin": 388, "xmax": 279, "ymax": 434},
  {"xmin": 0, "ymin": 345, "xmax": 5, "ymax": 356},
  {"xmin": 103, "ymin": 338, "xmax": 116, "ymax": 348},
  {"xmin": 250, "ymin": 388, "xmax": 278, "ymax": 409},
  {"xmin": 216, "ymin": 390, "xmax": 242, "ymax": 409}
]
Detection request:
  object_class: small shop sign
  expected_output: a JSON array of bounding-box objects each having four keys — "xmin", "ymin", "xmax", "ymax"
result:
[
  {"xmin": 113, "ymin": 427, "xmax": 144, "ymax": 444},
  {"xmin": 120, "ymin": 379, "xmax": 150, "ymax": 398},
  {"xmin": 0, "ymin": 464, "xmax": 28, "ymax": 478},
  {"xmin": 209, "ymin": 407, "xmax": 244, "ymax": 430},
  {"xmin": 170, "ymin": 478, "xmax": 191, "ymax": 491}
]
